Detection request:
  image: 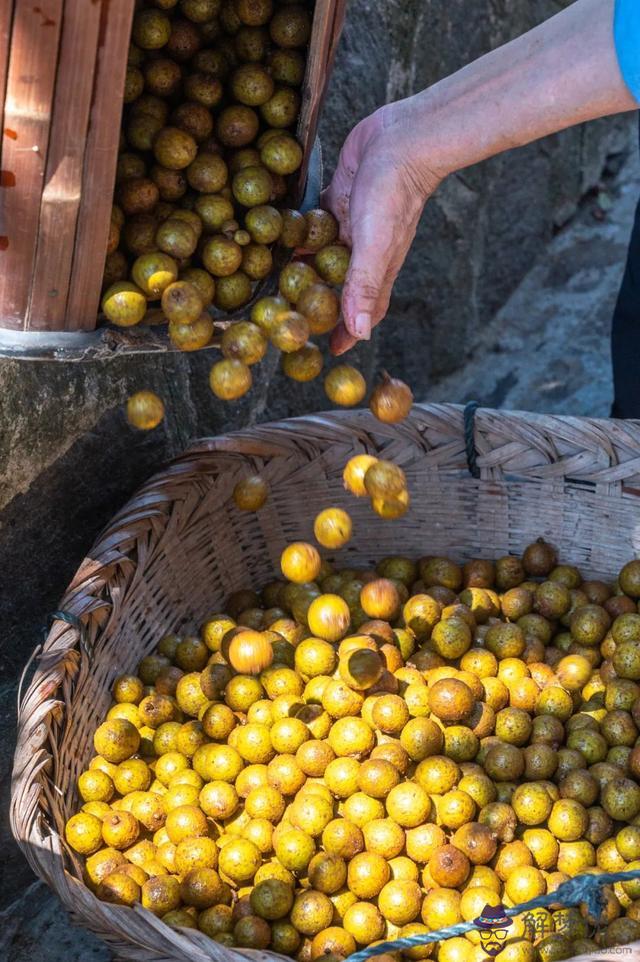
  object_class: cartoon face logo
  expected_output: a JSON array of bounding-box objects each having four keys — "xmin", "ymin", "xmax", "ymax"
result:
[{"xmin": 473, "ymin": 903, "xmax": 513, "ymax": 957}]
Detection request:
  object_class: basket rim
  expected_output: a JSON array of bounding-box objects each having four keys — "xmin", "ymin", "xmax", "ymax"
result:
[{"xmin": 11, "ymin": 401, "xmax": 640, "ymax": 961}]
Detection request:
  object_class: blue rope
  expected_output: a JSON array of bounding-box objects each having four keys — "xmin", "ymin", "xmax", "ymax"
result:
[{"xmin": 345, "ymin": 868, "xmax": 640, "ymax": 962}]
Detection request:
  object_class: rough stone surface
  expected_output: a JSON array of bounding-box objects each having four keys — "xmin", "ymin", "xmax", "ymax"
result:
[
  {"xmin": 0, "ymin": 0, "xmax": 637, "ymax": 954},
  {"xmin": 424, "ymin": 146, "xmax": 640, "ymax": 415},
  {"xmin": 1, "ymin": 884, "xmax": 110, "ymax": 962}
]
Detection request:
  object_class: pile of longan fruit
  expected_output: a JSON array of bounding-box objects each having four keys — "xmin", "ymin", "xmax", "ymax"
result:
[
  {"xmin": 66, "ymin": 536, "xmax": 640, "ymax": 962},
  {"xmin": 102, "ymin": 0, "xmax": 366, "ymax": 429}
]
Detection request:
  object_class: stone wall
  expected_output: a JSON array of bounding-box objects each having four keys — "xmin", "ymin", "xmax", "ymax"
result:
[{"xmin": 0, "ymin": 0, "xmax": 633, "ymax": 908}]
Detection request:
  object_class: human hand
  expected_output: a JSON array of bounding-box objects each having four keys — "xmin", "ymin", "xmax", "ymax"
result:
[{"xmin": 323, "ymin": 100, "xmax": 444, "ymax": 355}]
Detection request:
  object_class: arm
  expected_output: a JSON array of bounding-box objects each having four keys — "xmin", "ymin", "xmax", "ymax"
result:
[{"xmin": 326, "ymin": 0, "xmax": 638, "ymax": 355}]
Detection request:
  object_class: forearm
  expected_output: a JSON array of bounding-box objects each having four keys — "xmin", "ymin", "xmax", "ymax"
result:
[{"xmin": 401, "ymin": 0, "xmax": 637, "ymax": 182}]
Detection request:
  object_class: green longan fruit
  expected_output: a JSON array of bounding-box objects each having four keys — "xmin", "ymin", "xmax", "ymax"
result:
[
  {"xmin": 232, "ymin": 166, "xmax": 273, "ymax": 207},
  {"xmin": 214, "ymin": 271, "xmax": 253, "ymax": 311}
]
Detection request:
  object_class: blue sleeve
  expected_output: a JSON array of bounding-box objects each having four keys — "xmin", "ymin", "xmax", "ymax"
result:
[{"xmin": 615, "ymin": 0, "xmax": 640, "ymax": 103}]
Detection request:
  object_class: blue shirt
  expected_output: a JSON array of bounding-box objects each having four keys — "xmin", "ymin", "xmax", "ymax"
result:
[{"xmin": 615, "ymin": 0, "xmax": 640, "ymax": 102}]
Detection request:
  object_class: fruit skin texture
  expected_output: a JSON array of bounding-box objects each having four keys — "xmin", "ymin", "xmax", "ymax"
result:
[
  {"xmin": 228, "ymin": 629, "xmax": 274, "ymax": 675},
  {"xmin": 282, "ymin": 342, "xmax": 324, "ymax": 383},
  {"xmin": 314, "ymin": 508, "xmax": 352, "ymax": 550},
  {"xmin": 233, "ymin": 475, "xmax": 268, "ymax": 511},
  {"xmin": 209, "ymin": 359, "xmax": 252, "ymax": 400},
  {"xmin": 281, "ymin": 542, "xmax": 322, "ymax": 584},
  {"xmin": 93, "ymin": 719, "xmax": 140, "ymax": 763},
  {"xmin": 307, "ymin": 594, "xmax": 351, "ymax": 642},
  {"xmin": 369, "ymin": 374, "xmax": 413, "ymax": 423},
  {"xmin": 153, "ymin": 127, "xmax": 198, "ymax": 170},
  {"xmin": 169, "ymin": 313, "xmax": 214, "ymax": 352},
  {"xmin": 364, "ymin": 460, "xmax": 406, "ymax": 500},
  {"xmin": 102, "ymin": 282, "xmax": 147, "ymax": 327},
  {"xmin": 324, "ymin": 366, "xmax": 367, "ymax": 407},
  {"xmin": 132, "ymin": 253, "xmax": 178, "ymax": 298},
  {"xmin": 343, "ymin": 455, "xmax": 379, "ymax": 497},
  {"xmin": 161, "ymin": 281, "xmax": 203, "ymax": 324},
  {"xmin": 298, "ymin": 284, "xmax": 340, "ymax": 336},
  {"xmin": 65, "ymin": 813, "xmax": 103, "ymax": 855}
]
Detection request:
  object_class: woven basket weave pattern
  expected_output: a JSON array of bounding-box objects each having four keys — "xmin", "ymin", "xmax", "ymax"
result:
[{"xmin": 11, "ymin": 404, "xmax": 640, "ymax": 962}]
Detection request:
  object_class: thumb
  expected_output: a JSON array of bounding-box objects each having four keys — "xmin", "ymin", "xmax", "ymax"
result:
[
  {"xmin": 341, "ymin": 218, "xmax": 394, "ymax": 341},
  {"xmin": 329, "ymin": 321, "xmax": 357, "ymax": 356}
]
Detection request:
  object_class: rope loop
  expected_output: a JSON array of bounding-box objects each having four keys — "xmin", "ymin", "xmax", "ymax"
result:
[
  {"xmin": 463, "ymin": 400, "xmax": 481, "ymax": 479},
  {"xmin": 46, "ymin": 609, "xmax": 93, "ymax": 664}
]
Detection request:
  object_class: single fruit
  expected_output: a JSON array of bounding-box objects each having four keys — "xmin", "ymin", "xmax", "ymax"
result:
[
  {"xmin": 228, "ymin": 629, "xmax": 274, "ymax": 675},
  {"xmin": 209, "ymin": 359, "xmax": 252, "ymax": 400},
  {"xmin": 324, "ymin": 366, "xmax": 366, "ymax": 407},
  {"xmin": 101, "ymin": 282, "xmax": 147, "ymax": 327},
  {"xmin": 233, "ymin": 475, "xmax": 268, "ymax": 511},
  {"xmin": 314, "ymin": 508, "xmax": 352, "ymax": 550},
  {"xmin": 369, "ymin": 373, "xmax": 413, "ymax": 423}
]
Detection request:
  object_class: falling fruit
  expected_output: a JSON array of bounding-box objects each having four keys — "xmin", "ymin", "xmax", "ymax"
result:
[
  {"xmin": 126, "ymin": 391, "xmax": 165, "ymax": 430},
  {"xmin": 313, "ymin": 508, "xmax": 352, "ymax": 549}
]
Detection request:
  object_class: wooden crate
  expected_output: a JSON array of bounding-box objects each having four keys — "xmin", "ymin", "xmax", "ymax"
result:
[{"xmin": 0, "ymin": 0, "xmax": 347, "ymax": 335}]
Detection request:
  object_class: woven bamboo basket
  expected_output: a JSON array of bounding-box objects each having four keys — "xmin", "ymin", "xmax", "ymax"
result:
[{"xmin": 11, "ymin": 403, "xmax": 640, "ymax": 962}]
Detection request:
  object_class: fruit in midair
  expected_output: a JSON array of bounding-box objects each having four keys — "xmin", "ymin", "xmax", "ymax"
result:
[
  {"xmin": 314, "ymin": 508, "xmax": 352, "ymax": 550},
  {"xmin": 281, "ymin": 542, "xmax": 322, "ymax": 584},
  {"xmin": 168, "ymin": 312, "xmax": 214, "ymax": 351},
  {"xmin": 343, "ymin": 455, "xmax": 379, "ymax": 497},
  {"xmin": 233, "ymin": 475, "xmax": 268, "ymax": 511},
  {"xmin": 270, "ymin": 312, "xmax": 309, "ymax": 353},
  {"xmin": 228, "ymin": 629, "xmax": 274, "ymax": 675},
  {"xmin": 369, "ymin": 373, "xmax": 413, "ymax": 424},
  {"xmin": 209, "ymin": 359, "xmax": 252, "ymax": 400},
  {"xmin": 364, "ymin": 461, "xmax": 407, "ymax": 500},
  {"xmin": 324, "ymin": 366, "xmax": 367, "ymax": 407},
  {"xmin": 282, "ymin": 343, "xmax": 323, "ymax": 382},
  {"xmin": 126, "ymin": 391, "xmax": 165, "ymax": 430},
  {"xmin": 222, "ymin": 321, "xmax": 268, "ymax": 365}
]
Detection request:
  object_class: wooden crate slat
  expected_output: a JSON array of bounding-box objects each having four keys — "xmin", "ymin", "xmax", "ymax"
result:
[
  {"xmin": 0, "ymin": 0, "xmax": 63, "ymax": 330},
  {"xmin": 27, "ymin": 0, "xmax": 103, "ymax": 331},
  {"xmin": 0, "ymin": 4, "xmax": 15, "ymax": 182},
  {"xmin": 64, "ymin": 0, "xmax": 134, "ymax": 332}
]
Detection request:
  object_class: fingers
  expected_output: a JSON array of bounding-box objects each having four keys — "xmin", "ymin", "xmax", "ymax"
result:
[
  {"xmin": 331, "ymin": 210, "xmax": 421, "ymax": 357},
  {"xmin": 330, "ymin": 320, "xmax": 357, "ymax": 356},
  {"xmin": 322, "ymin": 114, "xmax": 380, "ymax": 247},
  {"xmin": 340, "ymin": 199, "xmax": 398, "ymax": 341}
]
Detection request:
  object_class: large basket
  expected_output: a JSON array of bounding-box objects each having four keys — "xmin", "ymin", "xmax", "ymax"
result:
[{"xmin": 11, "ymin": 403, "xmax": 640, "ymax": 962}]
